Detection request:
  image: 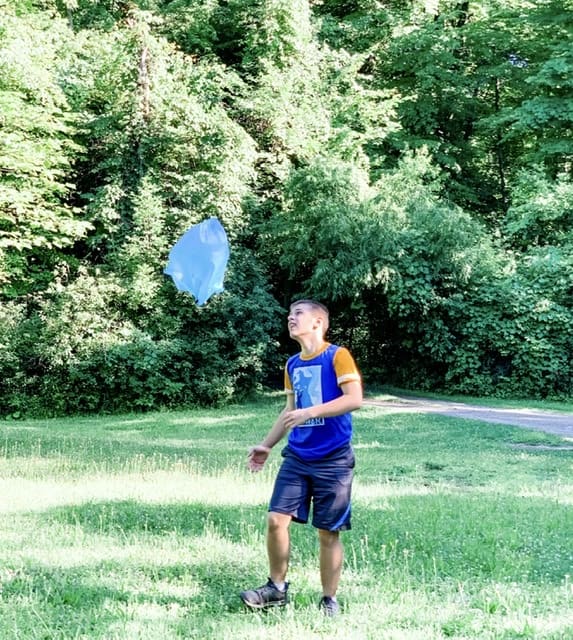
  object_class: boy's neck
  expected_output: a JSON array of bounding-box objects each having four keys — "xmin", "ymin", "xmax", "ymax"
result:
[{"xmin": 296, "ymin": 335, "xmax": 326, "ymax": 357}]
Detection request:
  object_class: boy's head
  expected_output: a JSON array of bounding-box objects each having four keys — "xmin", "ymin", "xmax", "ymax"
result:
[{"xmin": 288, "ymin": 299, "xmax": 330, "ymax": 339}]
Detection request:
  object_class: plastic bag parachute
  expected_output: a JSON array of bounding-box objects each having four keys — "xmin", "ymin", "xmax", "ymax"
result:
[{"xmin": 164, "ymin": 217, "xmax": 230, "ymax": 305}]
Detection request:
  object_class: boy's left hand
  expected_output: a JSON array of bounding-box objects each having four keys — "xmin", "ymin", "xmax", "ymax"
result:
[{"xmin": 283, "ymin": 408, "xmax": 312, "ymax": 429}]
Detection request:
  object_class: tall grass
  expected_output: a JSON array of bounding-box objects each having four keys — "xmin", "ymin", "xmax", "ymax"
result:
[{"xmin": 0, "ymin": 398, "xmax": 572, "ymax": 639}]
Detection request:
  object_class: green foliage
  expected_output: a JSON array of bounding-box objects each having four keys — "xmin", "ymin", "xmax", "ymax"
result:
[
  {"xmin": 67, "ymin": 13, "xmax": 257, "ymax": 238},
  {"xmin": 265, "ymin": 151, "xmax": 481, "ymax": 376},
  {"xmin": 316, "ymin": 0, "xmax": 391, "ymax": 53},
  {"xmin": 2, "ymin": 0, "xmax": 573, "ymax": 416},
  {"xmin": 263, "ymin": 147, "xmax": 573, "ymax": 398},
  {"xmin": 0, "ymin": 7, "xmax": 281, "ymax": 417},
  {"xmin": 351, "ymin": 0, "xmax": 573, "ymax": 220},
  {"xmin": 504, "ymin": 168, "xmax": 573, "ymax": 250},
  {"xmin": 0, "ymin": 11, "xmax": 91, "ymax": 296},
  {"xmin": 320, "ymin": 47, "xmax": 401, "ymax": 172},
  {"xmin": 160, "ymin": 0, "xmax": 219, "ymax": 55},
  {"xmin": 227, "ymin": 0, "xmax": 332, "ymax": 168},
  {"xmin": 444, "ymin": 263, "xmax": 573, "ymax": 399},
  {"xmin": 489, "ymin": 7, "xmax": 573, "ymax": 174},
  {"xmin": 0, "ymin": 255, "xmax": 283, "ymax": 417},
  {"xmin": 241, "ymin": 0, "xmax": 315, "ymax": 73}
]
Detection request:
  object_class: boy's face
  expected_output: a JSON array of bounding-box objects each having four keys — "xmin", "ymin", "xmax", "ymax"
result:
[{"xmin": 287, "ymin": 303, "xmax": 323, "ymax": 339}]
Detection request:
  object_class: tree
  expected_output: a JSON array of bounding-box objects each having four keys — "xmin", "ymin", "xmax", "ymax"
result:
[
  {"xmin": 2, "ymin": 0, "xmax": 572, "ymax": 415},
  {"xmin": 0, "ymin": 10, "xmax": 90, "ymax": 298}
]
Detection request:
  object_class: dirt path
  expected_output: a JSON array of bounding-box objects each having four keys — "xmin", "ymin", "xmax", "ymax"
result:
[{"xmin": 364, "ymin": 396, "xmax": 573, "ymax": 440}]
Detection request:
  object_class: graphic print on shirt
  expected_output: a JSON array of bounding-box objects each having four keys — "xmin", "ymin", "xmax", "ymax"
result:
[{"xmin": 292, "ymin": 365, "xmax": 324, "ymax": 427}]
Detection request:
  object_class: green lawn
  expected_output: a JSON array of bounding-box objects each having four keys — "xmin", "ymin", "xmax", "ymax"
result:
[{"xmin": 1, "ymin": 397, "xmax": 572, "ymax": 639}]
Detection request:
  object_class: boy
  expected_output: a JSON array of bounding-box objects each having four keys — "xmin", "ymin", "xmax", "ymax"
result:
[{"xmin": 240, "ymin": 299, "xmax": 362, "ymax": 616}]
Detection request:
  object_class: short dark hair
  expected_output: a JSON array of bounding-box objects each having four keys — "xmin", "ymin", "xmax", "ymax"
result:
[{"xmin": 289, "ymin": 299, "xmax": 330, "ymax": 335}]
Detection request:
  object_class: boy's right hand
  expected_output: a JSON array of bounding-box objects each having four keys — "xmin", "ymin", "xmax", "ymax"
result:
[{"xmin": 247, "ymin": 444, "xmax": 271, "ymax": 472}]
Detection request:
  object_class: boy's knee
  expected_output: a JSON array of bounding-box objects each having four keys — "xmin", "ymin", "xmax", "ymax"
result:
[
  {"xmin": 267, "ymin": 511, "xmax": 291, "ymax": 532},
  {"xmin": 318, "ymin": 529, "xmax": 340, "ymax": 546}
]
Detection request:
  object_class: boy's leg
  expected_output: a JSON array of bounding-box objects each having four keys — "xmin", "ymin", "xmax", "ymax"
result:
[
  {"xmin": 266, "ymin": 451, "xmax": 312, "ymax": 585},
  {"xmin": 240, "ymin": 453, "xmax": 310, "ymax": 610},
  {"xmin": 240, "ymin": 512, "xmax": 292, "ymax": 609},
  {"xmin": 267, "ymin": 511, "xmax": 292, "ymax": 585},
  {"xmin": 311, "ymin": 445, "xmax": 354, "ymax": 614},
  {"xmin": 318, "ymin": 528, "xmax": 343, "ymax": 597}
]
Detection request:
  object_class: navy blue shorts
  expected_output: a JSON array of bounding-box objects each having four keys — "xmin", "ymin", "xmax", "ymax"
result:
[{"xmin": 268, "ymin": 445, "xmax": 355, "ymax": 531}]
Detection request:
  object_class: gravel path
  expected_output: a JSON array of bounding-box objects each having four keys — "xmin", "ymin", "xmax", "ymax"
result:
[{"xmin": 364, "ymin": 397, "xmax": 573, "ymax": 439}]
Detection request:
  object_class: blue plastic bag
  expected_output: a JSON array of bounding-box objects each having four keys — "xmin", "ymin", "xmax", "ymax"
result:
[{"xmin": 164, "ymin": 217, "xmax": 230, "ymax": 305}]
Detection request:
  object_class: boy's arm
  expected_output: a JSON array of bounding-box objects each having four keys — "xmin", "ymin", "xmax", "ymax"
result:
[
  {"xmin": 247, "ymin": 395, "xmax": 295, "ymax": 472},
  {"xmin": 282, "ymin": 380, "xmax": 362, "ymax": 430}
]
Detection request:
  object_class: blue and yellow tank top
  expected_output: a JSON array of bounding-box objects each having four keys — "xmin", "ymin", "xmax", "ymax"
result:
[{"xmin": 284, "ymin": 343, "xmax": 360, "ymax": 461}]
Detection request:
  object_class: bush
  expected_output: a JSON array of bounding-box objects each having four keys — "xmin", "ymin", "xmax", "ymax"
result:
[
  {"xmin": 444, "ymin": 264, "xmax": 573, "ymax": 399},
  {"xmin": 0, "ymin": 250, "xmax": 284, "ymax": 418}
]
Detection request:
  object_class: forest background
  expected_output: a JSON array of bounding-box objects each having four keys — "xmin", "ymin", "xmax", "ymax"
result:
[{"xmin": 1, "ymin": 0, "xmax": 572, "ymax": 418}]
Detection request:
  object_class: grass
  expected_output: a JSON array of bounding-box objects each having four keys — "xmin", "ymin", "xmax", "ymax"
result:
[{"xmin": 1, "ymin": 397, "xmax": 572, "ymax": 639}]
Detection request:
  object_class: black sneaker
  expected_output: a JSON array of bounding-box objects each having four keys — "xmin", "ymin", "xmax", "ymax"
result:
[
  {"xmin": 240, "ymin": 578, "xmax": 288, "ymax": 610},
  {"xmin": 319, "ymin": 595, "xmax": 340, "ymax": 617}
]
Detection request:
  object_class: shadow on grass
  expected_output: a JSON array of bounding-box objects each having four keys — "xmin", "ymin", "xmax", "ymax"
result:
[
  {"xmin": 3, "ymin": 502, "xmax": 276, "ymax": 637},
  {"xmin": 0, "ymin": 428, "xmax": 249, "ymax": 478},
  {"xmin": 0, "ymin": 556, "xmax": 258, "ymax": 638},
  {"xmin": 46, "ymin": 499, "xmax": 265, "ymax": 545},
  {"xmin": 45, "ymin": 490, "xmax": 573, "ymax": 588},
  {"xmin": 353, "ymin": 492, "xmax": 573, "ymax": 586},
  {"xmin": 5, "ymin": 491, "xmax": 572, "ymax": 638}
]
